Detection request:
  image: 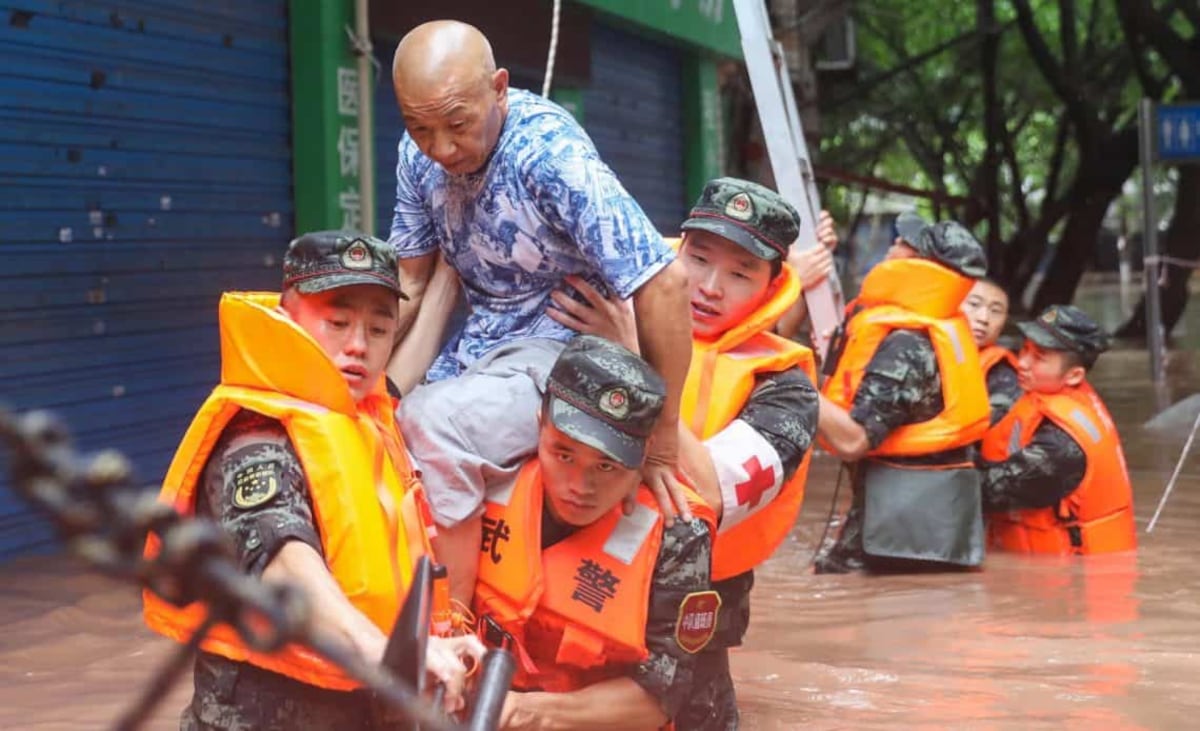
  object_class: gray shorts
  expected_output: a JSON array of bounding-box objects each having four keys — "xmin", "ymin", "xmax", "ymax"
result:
[{"xmin": 397, "ymin": 338, "xmax": 565, "ymax": 526}]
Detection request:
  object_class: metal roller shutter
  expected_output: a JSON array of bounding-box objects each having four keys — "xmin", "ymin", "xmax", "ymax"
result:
[
  {"xmin": 0, "ymin": 1, "xmax": 293, "ymax": 559},
  {"xmin": 582, "ymin": 22, "xmax": 686, "ymax": 233}
]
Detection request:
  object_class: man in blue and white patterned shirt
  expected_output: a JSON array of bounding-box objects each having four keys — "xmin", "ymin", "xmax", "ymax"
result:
[{"xmin": 386, "ymin": 20, "xmax": 693, "ymax": 604}]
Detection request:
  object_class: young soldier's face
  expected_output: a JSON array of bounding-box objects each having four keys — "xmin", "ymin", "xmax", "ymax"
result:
[
  {"xmin": 681, "ymin": 232, "xmax": 776, "ymax": 339},
  {"xmin": 961, "ymin": 280, "xmax": 1009, "ymax": 348},
  {"xmin": 1017, "ymin": 342, "xmax": 1085, "ymax": 393},
  {"xmin": 284, "ymin": 284, "xmax": 399, "ymax": 403},
  {"xmin": 537, "ymin": 419, "xmax": 642, "ymax": 527}
]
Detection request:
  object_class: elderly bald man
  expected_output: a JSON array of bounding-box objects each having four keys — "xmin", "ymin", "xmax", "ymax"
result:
[{"xmin": 385, "ymin": 21, "xmax": 694, "ymax": 604}]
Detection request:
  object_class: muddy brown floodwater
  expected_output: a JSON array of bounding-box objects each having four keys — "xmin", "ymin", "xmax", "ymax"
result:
[{"xmin": 2, "ymin": 284, "xmax": 1198, "ymax": 729}]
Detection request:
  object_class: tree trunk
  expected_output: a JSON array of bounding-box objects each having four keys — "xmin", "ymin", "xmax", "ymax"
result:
[
  {"xmin": 1031, "ymin": 129, "xmax": 1138, "ymax": 311},
  {"xmin": 978, "ymin": 0, "xmax": 1003, "ymax": 268},
  {"xmin": 1030, "ymin": 186, "xmax": 1117, "ymax": 311},
  {"xmin": 1115, "ymin": 166, "xmax": 1200, "ymax": 338}
]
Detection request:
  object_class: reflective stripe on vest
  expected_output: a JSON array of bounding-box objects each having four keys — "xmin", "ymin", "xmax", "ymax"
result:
[{"xmin": 980, "ymin": 383, "xmax": 1136, "ymax": 555}]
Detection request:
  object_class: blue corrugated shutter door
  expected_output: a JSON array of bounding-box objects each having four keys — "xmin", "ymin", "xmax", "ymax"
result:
[
  {"xmin": 583, "ymin": 23, "xmax": 686, "ymax": 233},
  {"xmin": 0, "ymin": 2, "xmax": 293, "ymax": 559}
]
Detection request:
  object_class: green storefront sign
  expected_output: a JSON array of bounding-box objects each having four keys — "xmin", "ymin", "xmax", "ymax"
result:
[
  {"xmin": 290, "ymin": 0, "xmax": 738, "ymax": 233},
  {"xmin": 290, "ymin": 0, "xmax": 371, "ymax": 235},
  {"xmin": 573, "ymin": 0, "xmax": 741, "ymax": 59}
]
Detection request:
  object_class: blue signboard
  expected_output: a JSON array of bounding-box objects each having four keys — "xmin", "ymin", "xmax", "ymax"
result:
[{"xmin": 1157, "ymin": 103, "xmax": 1200, "ymax": 162}]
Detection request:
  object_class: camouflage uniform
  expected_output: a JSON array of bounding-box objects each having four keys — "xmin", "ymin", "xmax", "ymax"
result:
[
  {"xmin": 816, "ymin": 219, "xmax": 988, "ymax": 575},
  {"xmin": 176, "ymin": 232, "xmax": 410, "ymax": 730},
  {"xmin": 182, "ymin": 413, "xmax": 382, "ymax": 730},
  {"xmin": 980, "ymin": 305, "xmax": 1106, "ymax": 513},
  {"xmin": 986, "ymin": 359, "xmax": 1022, "ymax": 426},
  {"xmin": 673, "ymin": 178, "xmax": 821, "ymax": 729},
  {"xmin": 630, "ymin": 519, "xmax": 714, "ymax": 719}
]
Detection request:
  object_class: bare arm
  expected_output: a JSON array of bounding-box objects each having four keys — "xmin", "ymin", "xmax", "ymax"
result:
[
  {"xmin": 632, "ymin": 259, "xmax": 694, "ymax": 523},
  {"xmin": 816, "ymin": 393, "xmax": 870, "ymax": 461},
  {"xmin": 263, "ymin": 541, "xmax": 388, "ymax": 663},
  {"xmin": 394, "ymin": 252, "xmax": 438, "ymax": 342},
  {"xmin": 776, "ymin": 209, "xmax": 839, "ymax": 340},
  {"xmin": 388, "ymin": 255, "xmax": 463, "ymax": 395},
  {"xmin": 546, "ymin": 275, "xmax": 640, "ymax": 354},
  {"xmin": 677, "ymin": 422, "xmax": 722, "ymax": 520},
  {"xmin": 263, "ymin": 542, "xmax": 483, "ymax": 712},
  {"xmin": 430, "ymin": 514, "xmax": 482, "ymax": 608},
  {"xmin": 499, "ymin": 677, "xmax": 667, "ymax": 731}
]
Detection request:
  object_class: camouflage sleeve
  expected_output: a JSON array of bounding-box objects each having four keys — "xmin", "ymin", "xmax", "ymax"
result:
[
  {"xmin": 197, "ymin": 410, "xmax": 323, "ymax": 576},
  {"xmin": 849, "ymin": 330, "xmax": 943, "ymax": 449},
  {"xmin": 986, "ymin": 361, "xmax": 1023, "ymax": 425},
  {"xmin": 980, "ymin": 421, "xmax": 1086, "ymax": 512},
  {"xmin": 736, "ymin": 367, "xmax": 818, "ymax": 480},
  {"xmin": 631, "ymin": 518, "xmax": 712, "ymax": 720}
]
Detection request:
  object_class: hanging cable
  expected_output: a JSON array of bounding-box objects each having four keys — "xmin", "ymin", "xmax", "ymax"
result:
[
  {"xmin": 806, "ymin": 461, "xmax": 848, "ymax": 567},
  {"xmin": 541, "ymin": 0, "xmax": 563, "ymax": 98}
]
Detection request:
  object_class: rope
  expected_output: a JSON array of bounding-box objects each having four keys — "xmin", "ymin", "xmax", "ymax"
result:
[
  {"xmin": 345, "ymin": 24, "xmax": 382, "ymax": 78},
  {"xmin": 807, "ymin": 461, "xmax": 848, "ymax": 567},
  {"xmin": 1146, "ymin": 405, "xmax": 1200, "ymax": 533},
  {"xmin": 541, "ymin": 0, "xmax": 562, "ymax": 98},
  {"xmin": 1144, "ymin": 255, "xmax": 1200, "ymax": 269}
]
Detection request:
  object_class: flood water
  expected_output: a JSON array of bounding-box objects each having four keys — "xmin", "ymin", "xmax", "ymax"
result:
[{"xmin": 1, "ymin": 283, "xmax": 1198, "ymax": 729}]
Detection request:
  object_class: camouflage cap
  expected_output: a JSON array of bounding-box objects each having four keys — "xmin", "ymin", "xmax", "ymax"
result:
[
  {"xmin": 894, "ymin": 210, "xmax": 929, "ymax": 246},
  {"xmin": 680, "ymin": 177, "xmax": 800, "ymax": 261},
  {"xmin": 1017, "ymin": 305, "xmax": 1109, "ymax": 362},
  {"xmin": 544, "ymin": 335, "xmax": 666, "ymax": 468},
  {"xmin": 913, "ymin": 220, "xmax": 988, "ymax": 279},
  {"xmin": 282, "ymin": 230, "xmax": 407, "ymax": 298}
]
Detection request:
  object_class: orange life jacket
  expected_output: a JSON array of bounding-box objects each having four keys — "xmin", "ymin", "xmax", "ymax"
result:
[
  {"xmin": 981, "ymin": 382, "xmax": 1136, "ymax": 555},
  {"xmin": 143, "ymin": 292, "xmax": 434, "ymax": 690},
  {"xmin": 474, "ymin": 461, "xmax": 716, "ymax": 693},
  {"xmin": 822, "ymin": 258, "xmax": 989, "ymax": 456},
  {"xmin": 680, "ymin": 261, "xmax": 817, "ymax": 580},
  {"xmin": 979, "ymin": 344, "xmax": 1019, "ymax": 375}
]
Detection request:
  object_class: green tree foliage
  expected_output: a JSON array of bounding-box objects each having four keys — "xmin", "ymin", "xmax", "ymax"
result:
[{"xmin": 817, "ymin": 0, "xmax": 1193, "ymax": 314}]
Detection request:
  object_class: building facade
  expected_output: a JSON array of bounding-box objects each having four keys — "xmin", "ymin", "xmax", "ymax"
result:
[{"xmin": 0, "ymin": 0, "xmax": 738, "ymax": 558}]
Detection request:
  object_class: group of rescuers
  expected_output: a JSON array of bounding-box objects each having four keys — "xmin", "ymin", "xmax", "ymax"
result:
[{"xmin": 140, "ymin": 19, "xmax": 1138, "ymax": 731}]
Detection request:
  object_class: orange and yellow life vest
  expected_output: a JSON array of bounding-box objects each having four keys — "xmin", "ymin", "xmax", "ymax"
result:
[
  {"xmin": 980, "ymin": 344, "xmax": 1019, "ymax": 376},
  {"xmin": 143, "ymin": 292, "xmax": 434, "ymax": 690},
  {"xmin": 981, "ymin": 382, "xmax": 1136, "ymax": 555},
  {"xmin": 822, "ymin": 258, "xmax": 989, "ymax": 456},
  {"xmin": 474, "ymin": 461, "xmax": 716, "ymax": 693},
  {"xmin": 679, "ymin": 260, "xmax": 817, "ymax": 581}
]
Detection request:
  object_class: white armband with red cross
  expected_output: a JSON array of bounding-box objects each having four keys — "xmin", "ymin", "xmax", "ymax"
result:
[{"xmin": 704, "ymin": 419, "xmax": 784, "ymax": 533}]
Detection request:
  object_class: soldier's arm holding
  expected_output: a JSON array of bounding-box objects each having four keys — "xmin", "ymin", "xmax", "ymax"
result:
[
  {"xmin": 263, "ymin": 542, "xmax": 388, "ymax": 662},
  {"xmin": 817, "ymin": 393, "xmax": 871, "ymax": 461},
  {"xmin": 632, "ymin": 259, "xmax": 695, "ymax": 523},
  {"xmin": 821, "ymin": 331, "xmax": 933, "ymax": 460},
  {"xmin": 201, "ymin": 415, "xmax": 384, "ymax": 659},
  {"xmin": 980, "ymin": 421, "xmax": 1086, "ymax": 512},
  {"xmin": 986, "ymin": 363, "xmax": 1022, "ymax": 426},
  {"xmin": 499, "ymin": 520, "xmax": 712, "ymax": 730},
  {"xmin": 777, "ymin": 209, "xmax": 839, "ymax": 340}
]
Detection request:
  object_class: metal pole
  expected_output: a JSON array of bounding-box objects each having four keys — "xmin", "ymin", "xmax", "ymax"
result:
[
  {"xmin": 1138, "ymin": 98, "xmax": 1166, "ymax": 393},
  {"xmin": 354, "ymin": 0, "xmax": 376, "ymax": 236}
]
